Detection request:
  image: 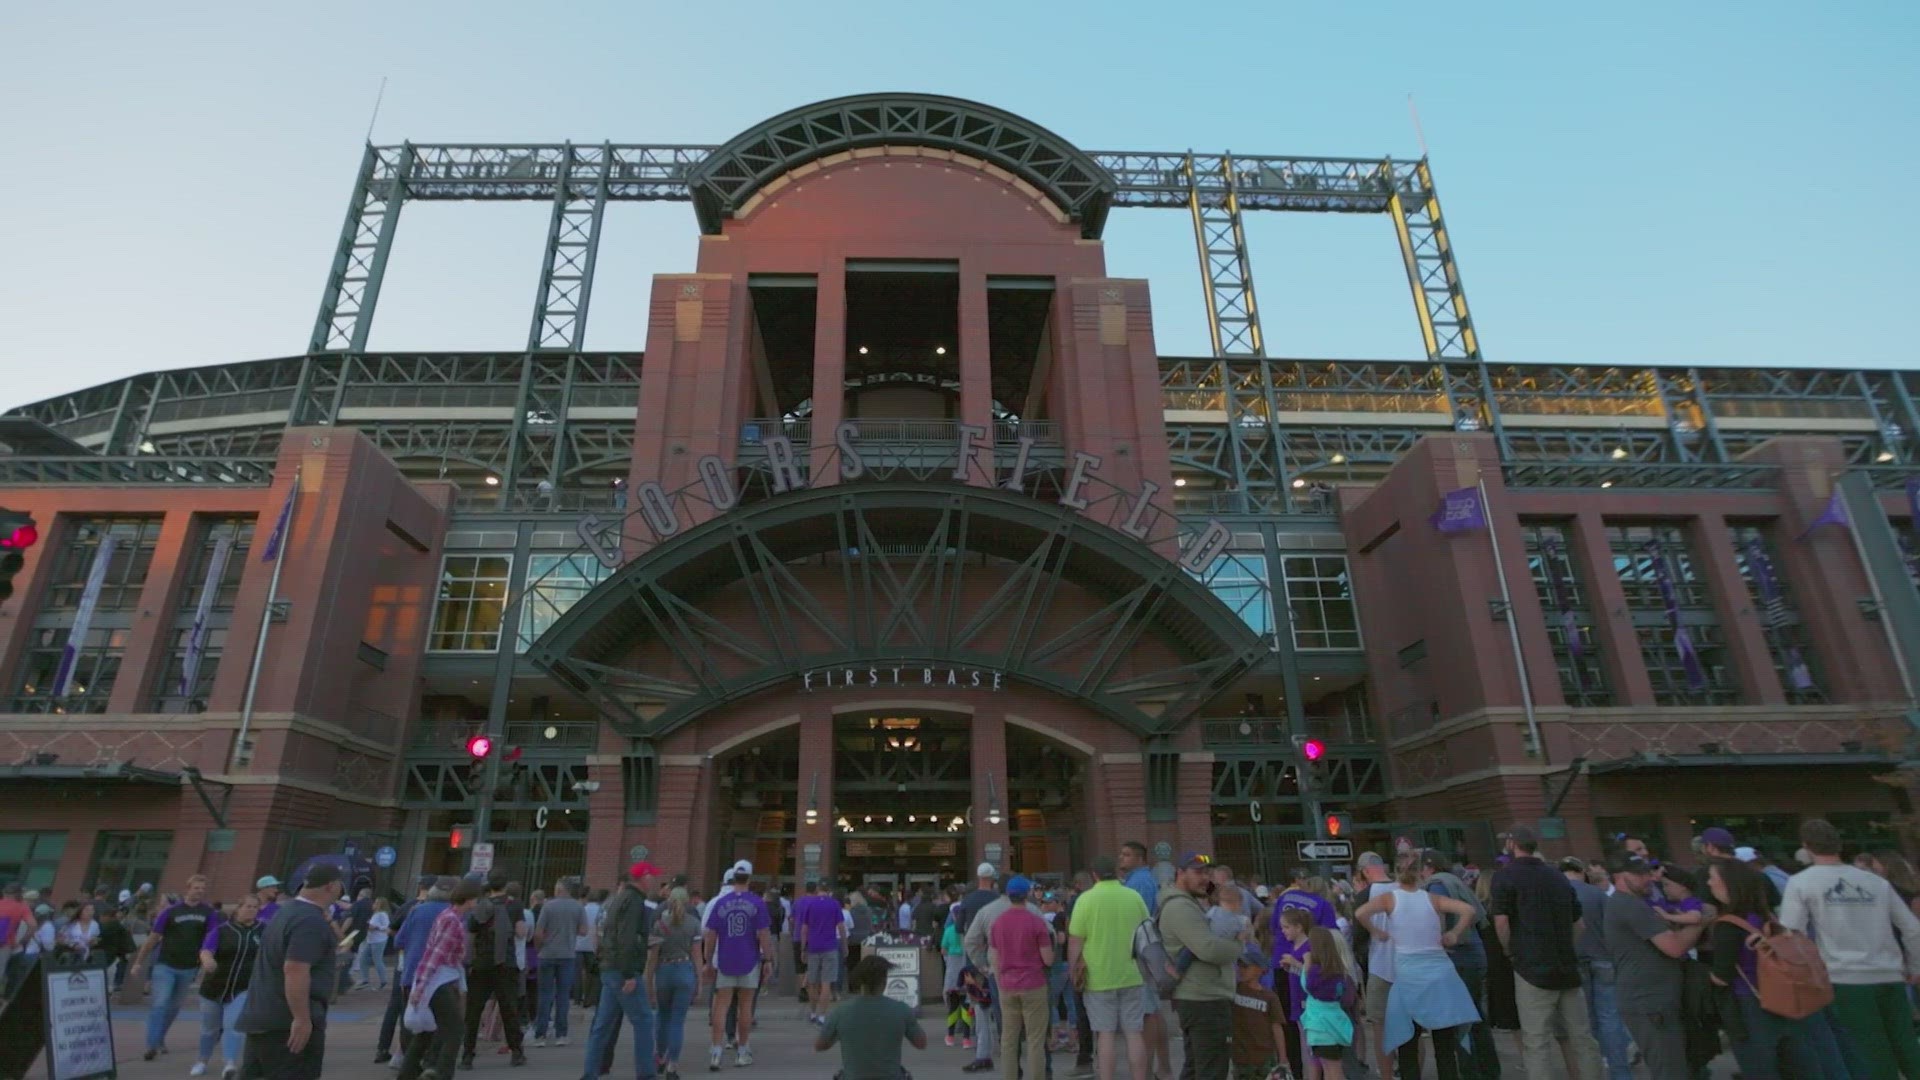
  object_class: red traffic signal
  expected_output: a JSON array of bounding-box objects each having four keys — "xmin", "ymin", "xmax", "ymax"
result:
[
  {"xmin": 1325, "ymin": 814, "xmax": 1342, "ymax": 837},
  {"xmin": 0, "ymin": 523, "xmax": 36, "ymax": 549},
  {"xmin": 0, "ymin": 509, "xmax": 38, "ymax": 603},
  {"xmin": 449, "ymin": 824, "xmax": 470, "ymax": 850},
  {"xmin": 466, "ymin": 733, "xmax": 494, "ymax": 759},
  {"xmin": 1300, "ymin": 738, "xmax": 1327, "ymax": 762}
]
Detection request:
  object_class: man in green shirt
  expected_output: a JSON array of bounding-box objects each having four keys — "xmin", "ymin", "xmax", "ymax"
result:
[
  {"xmin": 816, "ymin": 955, "xmax": 927, "ymax": 1080},
  {"xmin": 1067, "ymin": 856, "xmax": 1150, "ymax": 1080}
]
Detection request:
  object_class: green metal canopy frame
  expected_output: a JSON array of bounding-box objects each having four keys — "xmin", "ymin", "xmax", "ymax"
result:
[
  {"xmin": 685, "ymin": 93, "xmax": 1118, "ymax": 238},
  {"xmin": 525, "ymin": 483, "xmax": 1264, "ymax": 739}
]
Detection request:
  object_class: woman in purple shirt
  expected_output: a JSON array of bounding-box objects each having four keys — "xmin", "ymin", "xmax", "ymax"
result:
[{"xmin": 1706, "ymin": 859, "xmax": 1848, "ymax": 1079}]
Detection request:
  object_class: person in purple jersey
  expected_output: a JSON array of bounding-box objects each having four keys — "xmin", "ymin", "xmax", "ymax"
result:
[
  {"xmin": 702, "ymin": 862, "xmax": 772, "ymax": 1070},
  {"xmin": 797, "ymin": 881, "xmax": 847, "ymax": 1025},
  {"xmin": 135, "ymin": 873, "xmax": 221, "ymax": 1060},
  {"xmin": 1271, "ymin": 876, "xmax": 1339, "ymax": 974}
]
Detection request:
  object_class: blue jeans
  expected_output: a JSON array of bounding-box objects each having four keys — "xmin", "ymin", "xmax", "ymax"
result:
[
  {"xmin": 1048, "ymin": 962, "xmax": 1075, "ymax": 1026},
  {"xmin": 652, "ymin": 961, "xmax": 696, "ymax": 1066},
  {"xmin": 1728, "ymin": 992, "xmax": 1851, "ymax": 1078},
  {"xmin": 196, "ymin": 992, "xmax": 247, "ymax": 1067},
  {"xmin": 146, "ymin": 963, "xmax": 199, "ymax": 1052},
  {"xmin": 537, "ymin": 955, "xmax": 579, "ymax": 1037},
  {"xmin": 1580, "ymin": 960, "xmax": 1634, "ymax": 1080},
  {"xmin": 355, "ymin": 938, "xmax": 389, "ymax": 988},
  {"xmin": 582, "ymin": 969, "xmax": 656, "ymax": 1080}
]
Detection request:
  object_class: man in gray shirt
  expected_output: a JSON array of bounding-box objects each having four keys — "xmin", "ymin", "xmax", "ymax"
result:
[
  {"xmin": 1562, "ymin": 857, "xmax": 1632, "ymax": 1080},
  {"xmin": 532, "ymin": 879, "xmax": 587, "ymax": 1045},
  {"xmin": 1601, "ymin": 854, "xmax": 1705, "ymax": 1080}
]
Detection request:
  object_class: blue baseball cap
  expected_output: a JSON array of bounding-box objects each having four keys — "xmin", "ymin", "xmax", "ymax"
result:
[{"xmin": 1005, "ymin": 875, "xmax": 1033, "ymax": 899}]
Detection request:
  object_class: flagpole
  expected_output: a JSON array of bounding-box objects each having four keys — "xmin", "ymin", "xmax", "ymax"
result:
[
  {"xmin": 1835, "ymin": 475, "xmax": 1918, "ymax": 709},
  {"xmin": 1478, "ymin": 476, "xmax": 1546, "ymax": 761},
  {"xmin": 231, "ymin": 468, "xmax": 299, "ymax": 772}
]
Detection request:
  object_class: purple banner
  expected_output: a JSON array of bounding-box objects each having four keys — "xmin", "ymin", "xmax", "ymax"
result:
[
  {"xmin": 1798, "ymin": 490, "xmax": 1849, "ymax": 539},
  {"xmin": 1908, "ymin": 477, "xmax": 1920, "ymax": 527},
  {"xmin": 1539, "ymin": 536, "xmax": 1585, "ymax": 687},
  {"xmin": 1643, "ymin": 540, "xmax": 1708, "ymax": 691},
  {"xmin": 1430, "ymin": 487, "xmax": 1487, "ymax": 533},
  {"xmin": 51, "ymin": 534, "xmax": 117, "ymax": 698},
  {"xmin": 178, "ymin": 535, "xmax": 234, "ymax": 698},
  {"xmin": 259, "ymin": 481, "xmax": 297, "ymax": 563},
  {"xmin": 1743, "ymin": 536, "xmax": 1814, "ymax": 691}
]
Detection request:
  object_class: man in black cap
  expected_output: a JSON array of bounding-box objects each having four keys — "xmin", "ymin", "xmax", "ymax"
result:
[
  {"xmin": 235, "ymin": 862, "xmax": 345, "ymax": 1079},
  {"xmin": 1491, "ymin": 825, "xmax": 1603, "ymax": 1080},
  {"xmin": 1601, "ymin": 852, "xmax": 1705, "ymax": 1080}
]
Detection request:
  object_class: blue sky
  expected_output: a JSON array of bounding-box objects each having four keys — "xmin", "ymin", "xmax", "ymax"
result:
[{"xmin": 1, "ymin": 2, "xmax": 1915, "ymax": 412}]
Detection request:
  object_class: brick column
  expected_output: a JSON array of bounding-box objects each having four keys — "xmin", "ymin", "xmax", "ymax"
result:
[
  {"xmin": 109, "ymin": 509, "xmax": 196, "ymax": 714},
  {"xmin": 956, "ymin": 265, "xmax": 994, "ymax": 486},
  {"xmin": 1693, "ymin": 514, "xmax": 1785, "ymax": 705},
  {"xmin": 1571, "ymin": 511, "xmax": 1656, "ymax": 706},
  {"xmin": 796, "ymin": 703, "xmax": 836, "ymax": 887},
  {"xmin": 972, "ymin": 710, "xmax": 1011, "ymax": 870},
  {"xmin": 809, "ymin": 265, "xmax": 848, "ymax": 487}
]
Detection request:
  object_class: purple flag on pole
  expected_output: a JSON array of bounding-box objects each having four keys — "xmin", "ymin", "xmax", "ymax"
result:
[
  {"xmin": 259, "ymin": 481, "xmax": 297, "ymax": 563},
  {"xmin": 178, "ymin": 535, "xmax": 234, "ymax": 698},
  {"xmin": 1743, "ymin": 536, "xmax": 1814, "ymax": 691},
  {"xmin": 1797, "ymin": 491, "xmax": 1849, "ymax": 539},
  {"xmin": 1429, "ymin": 487, "xmax": 1487, "ymax": 533},
  {"xmin": 51, "ymin": 535, "xmax": 116, "ymax": 699},
  {"xmin": 1643, "ymin": 540, "xmax": 1707, "ymax": 691}
]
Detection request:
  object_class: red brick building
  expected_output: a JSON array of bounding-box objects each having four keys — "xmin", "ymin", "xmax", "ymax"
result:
[{"xmin": 0, "ymin": 94, "xmax": 1913, "ymax": 901}]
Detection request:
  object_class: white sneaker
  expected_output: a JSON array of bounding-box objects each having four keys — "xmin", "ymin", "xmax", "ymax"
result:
[
  {"xmin": 190, "ymin": 1064, "xmax": 208, "ymax": 1077},
  {"xmin": 555, "ymin": 1037, "xmax": 569, "ymax": 1047},
  {"xmin": 708, "ymin": 1047, "xmax": 724, "ymax": 1072},
  {"xmin": 735, "ymin": 1047, "xmax": 752, "ymax": 1068}
]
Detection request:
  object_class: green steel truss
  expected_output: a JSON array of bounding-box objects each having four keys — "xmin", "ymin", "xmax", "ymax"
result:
[{"xmin": 523, "ymin": 483, "xmax": 1267, "ymax": 740}]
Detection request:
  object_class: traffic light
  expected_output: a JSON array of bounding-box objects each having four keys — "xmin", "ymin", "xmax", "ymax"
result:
[
  {"xmin": 1294, "ymin": 734, "xmax": 1330, "ymax": 790},
  {"xmin": 1300, "ymin": 738, "xmax": 1326, "ymax": 762},
  {"xmin": 466, "ymin": 733, "xmax": 494, "ymax": 759},
  {"xmin": 1324, "ymin": 812, "xmax": 1352, "ymax": 838},
  {"xmin": 0, "ymin": 509, "xmax": 39, "ymax": 603},
  {"xmin": 449, "ymin": 823, "xmax": 471, "ymax": 850}
]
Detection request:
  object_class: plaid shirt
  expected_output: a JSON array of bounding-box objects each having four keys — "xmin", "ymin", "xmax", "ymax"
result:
[{"xmin": 407, "ymin": 906, "xmax": 469, "ymax": 1011}]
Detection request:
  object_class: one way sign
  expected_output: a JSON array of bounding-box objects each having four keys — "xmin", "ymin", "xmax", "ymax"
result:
[{"xmin": 1296, "ymin": 840, "xmax": 1353, "ymax": 862}]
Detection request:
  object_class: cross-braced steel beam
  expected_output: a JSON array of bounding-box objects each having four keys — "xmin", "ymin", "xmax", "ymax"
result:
[
  {"xmin": 1186, "ymin": 153, "xmax": 1265, "ymax": 360},
  {"xmin": 310, "ymin": 144, "xmax": 411, "ymax": 353},
  {"xmin": 1388, "ymin": 160, "xmax": 1481, "ymax": 363},
  {"xmin": 528, "ymin": 145, "xmax": 613, "ymax": 352}
]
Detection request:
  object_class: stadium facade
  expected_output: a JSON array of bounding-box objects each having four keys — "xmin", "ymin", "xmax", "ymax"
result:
[{"xmin": 2, "ymin": 93, "xmax": 1916, "ymax": 899}]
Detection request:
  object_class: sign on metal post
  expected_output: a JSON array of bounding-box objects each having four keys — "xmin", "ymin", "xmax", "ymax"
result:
[
  {"xmin": 375, "ymin": 845, "xmax": 398, "ymax": 868},
  {"xmin": 1296, "ymin": 840, "xmax": 1353, "ymax": 862},
  {"xmin": 471, "ymin": 842, "xmax": 495, "ymax": 875}
]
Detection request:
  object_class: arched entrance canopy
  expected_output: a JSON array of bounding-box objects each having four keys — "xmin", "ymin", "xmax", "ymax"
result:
[
  {"xmin": 526, "ymin": 483, "xmax": 1263, "ymax": 739},
  {"xmin": 686, "ymin": 93, "xmax": 1118, "ymax": 238}
]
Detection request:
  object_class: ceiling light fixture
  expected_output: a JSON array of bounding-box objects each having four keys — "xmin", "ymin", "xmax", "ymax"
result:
[
  {"xmin": 858, "ymin": 346, "xmax": 869, "ymax": 355},
  {"xmin": 1173, "ymin": 478, "xmax": 1187, "ymax": 487},
  {"xmin": 1610, "ymin": 447, "xmax": 1629, "ymax": 460},
  {"xmin": 934, "ymin": 346, "xmax": 947, "ymax": 355},
  {"xmin": 1330, "ymin": 453, "xmax": 1347, "ymax": 464},
  {"xmin": 484, "ymin": 475, "xmax": 500, "ymax": 486}
]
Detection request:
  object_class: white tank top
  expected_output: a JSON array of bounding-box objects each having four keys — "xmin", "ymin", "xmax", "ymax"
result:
[{"xmin": 1387, "ymin": 886, "xmax": 1445, "ymax": 957}]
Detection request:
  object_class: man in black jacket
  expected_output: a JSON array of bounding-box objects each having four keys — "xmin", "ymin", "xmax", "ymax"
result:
[
  {"xmin": 462, "ymin": 874, "xmax": 528, "ymax": 1069},
  {"xmin": 579, "ymin": 864, "xmax": 659, "ymax": 1080}
]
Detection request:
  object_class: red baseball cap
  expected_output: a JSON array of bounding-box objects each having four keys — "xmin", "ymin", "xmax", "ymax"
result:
[{"xmin": 630, "ymin": 861, "xmax": 662, "ymax": 881}]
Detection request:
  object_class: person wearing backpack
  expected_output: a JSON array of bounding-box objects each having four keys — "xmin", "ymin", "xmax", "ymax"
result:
[
  {"xmin": 463, "ymin": 873, "xmax": 529, "ymax": 1068},
  {"xmin": 1779, "ymin": 818, "xmax": 1920, "ymax": 1078},
  {"xmin": 1706, "ymin": 858, "xmax": 1850, "ymax": 1078},
  {"xmin": 1155, "ymin": 854, "xmax": 1244, "ymax": 1080},
  {"xmin": 1067, "ymin": 856, "xmax": 1151, "ymax": 1080}
]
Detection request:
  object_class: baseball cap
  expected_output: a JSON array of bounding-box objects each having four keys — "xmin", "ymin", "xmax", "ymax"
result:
[
  {"xmin": 1700, "ymin": 827, "xmax": 1736, "ymax": 849},
  {"xmin": 1355, "ymin": 851, "xmax": 1387, "ymax": 872},
  {"xmin": 1607, "ymin": 852, "xmax": 1654, "ymax": 875},
  {"xmin": 1734, "ymin": 846, "xmax": 1760, "ymax": 863},
  {"xmin": 976, "ymin": 862, "xmax": 999, "ymax": 879},
  {"xmin": 255, "ymin": 875, "xmax": 281, "ymax": 889},
  {"xmin": 1254, "ymin": 885, "xmax": 1271, "ymax": 899},
  {"xmin": 1660, "ymin": 865, "xmax": 1699, "ymax": 893},
  {"xmin": 1558, "ymin": 856, "xmax": 1586, "ymax": 874},
  {"xmin": 1005, "ymin": 875, "xmax": 1033, "ymax": 899},
  {"xmin": 729, "ymin": 860, "xmax": 754, "ymax": 881},
  {"xmin": 630, "ymin": 861, "xmax": 662, "ymax": 881},
  {"xmin": 1178, "ymin": 852, "xmax": 1214, "ymax": 871}
]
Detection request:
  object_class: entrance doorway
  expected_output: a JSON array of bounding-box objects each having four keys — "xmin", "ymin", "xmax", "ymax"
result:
[{"xmin": 833, "ymin": 710, "xmax": 972, "ymax": 890}]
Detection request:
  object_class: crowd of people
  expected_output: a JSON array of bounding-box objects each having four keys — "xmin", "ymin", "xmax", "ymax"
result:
[{"xmin": 5, "ymin": 818, "xmax": 1920, "ymax": 1079}]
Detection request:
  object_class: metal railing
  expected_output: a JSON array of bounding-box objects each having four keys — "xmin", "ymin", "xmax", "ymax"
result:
[
  {"xmin": 1501, "ymin": 460, "xmax": 1781, "ymax": 491},
  {"xmin": 0, "ymin": 456, "xmax": 278, "ymax": 485},
  {"xmin": 1201, "ymin": 713, "xmax": 1378, "ymax": 748},
  {"xmin": 738, "ymin": 419, "xmax": 1061, "ymax": 446},
  {"xmin": 408, "ymin": 716, "xmax": 599, "ymax": 752}
]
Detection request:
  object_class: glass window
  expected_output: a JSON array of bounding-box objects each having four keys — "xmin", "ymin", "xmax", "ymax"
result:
[
  {"xmin": 1187, "ymin": 552, "xmax": 1274, "ymax": 639},
  {"xmin": 1728, "ymin": 524, "xmax": 1825, "ymax": 704},
  {"xmin": 1522, "ymin": 521, "xmax": 1611, "ymax": 706},
  {"xmin": 42, "ymin": 516, "xmax": 165, "ymax": 613},
  {"xmin": 1282, "ymin": 555, "xmax": 1362, "ymax": 650},
  {"xmin": 429, "ymin": 554, "xmax": 512, "ymax": 652},
  {"xmin": 1607, "ymin": 524, "xmax": 1738, "ymax": 706},
  {"xmin": 86, "ymin": 830, "xmax": 173, "ymax": 896},
  {"xmin": 9, "ymin": 625, "xmax": 128, "ymax": 713},
  {"xmin": 518, "ymin": 552, "xmax": 612, "ymax": 652},
  {"xmin": 148, "ymin": 516, "xmax": 255, "ymax": 712},
  {"xmin": 0, "ymin": 831, "xmax": 67, "ymax": 891}
]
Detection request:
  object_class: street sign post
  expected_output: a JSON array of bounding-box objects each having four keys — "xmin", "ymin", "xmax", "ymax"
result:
[
  {"xmin": 471, "ymin": 842, "xmax": 495, "ymax": 875},
  {"xmin": 1296, "ymin": 840, "xmax": 1353, "ymax": 862},
  {"xmin": 375, "ymin": 845, "xmax": 397, "ymax": 868}
]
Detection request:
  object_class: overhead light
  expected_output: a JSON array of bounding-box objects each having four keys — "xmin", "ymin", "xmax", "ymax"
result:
[
  {"xmin": 1610, "ymin": 447, "xmax": 1629, "ymax": 460},
  {"xmin": 1330, "ymin": 453, "xmax": 1347, "ymax": 464},
  {"xmin": 804, "ymin": 772, "xmax": 820, "ymax": 826},
  {"xmin": 543, "ymin": 725, "xmax": 558, "ymax": 740},
  {"xmin": 1878, "ymin": 450, "xmax": 1897, "ymax": 463},
  {"xmin": 484, "ymin": 475, "xmax": 500, "ymax": 486},
  {"xmin": 1291, "ymin": 478, "xmax": 1307, "ymax": 489},
  {"xmin": 864, "ymin": 815, "xmax": 872, "ymax": 823},
  {"xmin": 1600, "ymin": 480, "xmax": 1614, "ymax": 489},
  {"xmin": 934, "ymin": 346, "xmax": 947, "ymax": 355},
  {"xmin": 858, "ymin": 346, "xmax": 870, "ymax": 355},
  {"xmin": 139, "ymin": 440, "xmax": 157, "ymax": 454},
  {"xmin": 1173, "ymin": 477, "xmax": 1187, "ymax": 487},
  {"xmin": 885, "ymin": 814, "xmax": 894, "ymax": 823}
]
